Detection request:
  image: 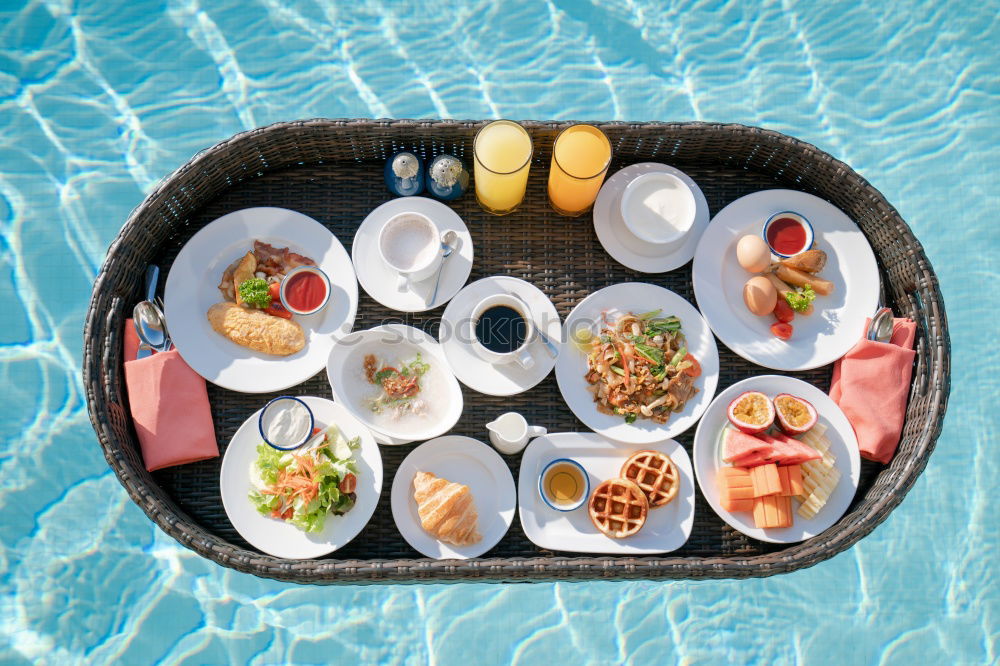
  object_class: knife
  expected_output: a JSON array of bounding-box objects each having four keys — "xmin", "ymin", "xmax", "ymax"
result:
[{"xmin": 136, "ymin": 265, "xmax": 160, "ymax": 359}]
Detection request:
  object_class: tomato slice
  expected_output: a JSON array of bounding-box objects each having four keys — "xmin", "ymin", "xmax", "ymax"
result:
[
  {"xmin": 339, "ymin": 473, "xmax": 357, "ymax": 494},
  {"xmin": 268, "ymin": 281, "xmax": 281, "ymax": 300},
  {"xmin": 770, "ymin": 322, "xmax": 793, "ymax": 340},
  {"xmin": 773, "ymin": 299, "xmax": 795, "ymax": 324},
  {"xmin": 683, "ymin": 353, "xmax": 702, "ymax": 377},
  {"xmin": 265, "ymin": 302, "xmax": 293, "ymax": 319}
]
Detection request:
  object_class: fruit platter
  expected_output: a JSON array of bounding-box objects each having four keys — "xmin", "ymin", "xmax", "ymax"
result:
[{"xmin": 83, "ymin": 119, "xmax": 948, "ymax": 583}]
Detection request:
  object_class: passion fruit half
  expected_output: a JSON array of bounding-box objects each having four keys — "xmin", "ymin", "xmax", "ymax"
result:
[
  {"xmin": 773, "ymin": 393, "xmax": 818, "ymax": 435},
  {"xmin": 726, "ymin": 391, "xmax": 775, "ymax": 434}
]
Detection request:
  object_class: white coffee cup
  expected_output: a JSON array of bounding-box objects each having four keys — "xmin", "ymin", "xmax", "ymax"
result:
[
  {"xmin": 620, "ymin": 172, "xmax": 696, "ymax": 251},
  {"xmin": 486, "ymin": 412, "xmax": 547, "ymax": 455},
  {"xmin": 378, "ymin": 212, "xmax": 443, "ymax": 292},
  {"xmin": 469, "ymin": 293, "xmax": 535, "ymax": 369}
]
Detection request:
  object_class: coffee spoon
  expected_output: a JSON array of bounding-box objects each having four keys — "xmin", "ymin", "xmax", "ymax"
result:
[{"xmin": 428, "ymin": 230, "xmax": 458, "ymax": 305}]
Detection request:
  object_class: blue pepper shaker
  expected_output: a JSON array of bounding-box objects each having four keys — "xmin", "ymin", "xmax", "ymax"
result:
[
  {"xmin": 384, "ymin": 151, "xmax": 424, "ymax": 196},
  {"xmin": 425, "ymin": 154, "xmax": 469, "ymax": 201}
]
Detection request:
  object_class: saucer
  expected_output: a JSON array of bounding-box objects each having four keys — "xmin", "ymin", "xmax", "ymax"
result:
[
  {"xmin": 593, "ymin": 163, "xmax": 709, "ymax": 273},
  {"xmin": 353, "ymin": 197, "xmax": 473, "ymax": 312},
  {"xmin": 439, "ymin": 276, "xmax": 562, "ymax": 397}
]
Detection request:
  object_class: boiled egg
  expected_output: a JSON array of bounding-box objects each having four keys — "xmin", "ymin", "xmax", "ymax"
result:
[
  {"xmin": 736, "ymin": 235, "xmax": 771, "ymax": 273},
  {"xmin": 743, "ymin": 276, "xmax": 777, "ymax": 316}
]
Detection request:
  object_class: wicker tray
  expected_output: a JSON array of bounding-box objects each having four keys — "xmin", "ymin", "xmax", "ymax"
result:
[{"xmin": 83, "ymin": 119, "xmax": 949, "ymax": 583}]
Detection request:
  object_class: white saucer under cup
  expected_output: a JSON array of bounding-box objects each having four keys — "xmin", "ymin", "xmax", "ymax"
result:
[
  {"xmin": 593, "ymin": 163, "xmax": 710, "ymax": 274},
  {"xmin": 439, "ymin": 276, "xmax": 562, "ymax": 397},
  {"xmin": 353, "ymin": 197, "xmax": 473, "ymax": 313}
]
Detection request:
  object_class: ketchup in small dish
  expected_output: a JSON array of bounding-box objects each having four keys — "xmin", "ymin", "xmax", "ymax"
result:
[
  {"xmin": 762, "ymin": 211, "xmax": 814, "ymax": 258},
  {"xmin": 280, "ymin": 266, "xmax": 331, "ymax": 315}
]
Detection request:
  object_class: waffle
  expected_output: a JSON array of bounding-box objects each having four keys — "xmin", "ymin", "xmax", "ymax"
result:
[
  {"xmin": 620, "ymin": 450, "xmax": 680, "ymax": 508},
  {"xmin": 588, "ymin": 478, "xmax": 649, "ymax": 538}
]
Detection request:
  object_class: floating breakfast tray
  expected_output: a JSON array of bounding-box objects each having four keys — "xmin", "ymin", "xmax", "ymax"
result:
[{"xmin": 83, "ymin": 119, "xmax": 949, "ymax": 583}]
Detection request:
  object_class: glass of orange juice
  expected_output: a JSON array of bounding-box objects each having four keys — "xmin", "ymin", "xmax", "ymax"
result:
[
  {"xmin": 547, "ymin": 124, "xmax": 612, "ymax": 217},
  {"xmin": 473, "ymin": 120, "xmax": 533, "ymax": 215}
]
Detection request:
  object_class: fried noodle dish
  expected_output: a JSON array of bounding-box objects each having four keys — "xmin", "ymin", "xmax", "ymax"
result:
[{"xmin": 584, "ymin": 310, "xmax": 701, "ymax": 424}]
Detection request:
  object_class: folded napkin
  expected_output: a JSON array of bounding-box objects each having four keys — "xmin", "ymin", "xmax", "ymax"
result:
[
  {"xmin": 123, "ymin": 320, "xmax": 218, "ymax": 471},
  {"xmin": 830, "ymin": 317, "xmax": 916, "ymax": 464}
]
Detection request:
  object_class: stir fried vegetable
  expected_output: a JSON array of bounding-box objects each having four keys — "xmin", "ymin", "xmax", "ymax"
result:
[{"xmin": 583, "ymin": 310, "xmax": 700, "ymax": 425}]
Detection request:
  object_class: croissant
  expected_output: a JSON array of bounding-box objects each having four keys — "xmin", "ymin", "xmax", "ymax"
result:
[{"xmin": 412, "ymin": 471, "xmax": 482, "ymax": 546}]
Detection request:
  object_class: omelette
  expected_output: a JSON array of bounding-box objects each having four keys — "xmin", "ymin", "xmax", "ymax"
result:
[{"xmin": 207, "ymin": 302, "xmax": 305, "ymax": 356}]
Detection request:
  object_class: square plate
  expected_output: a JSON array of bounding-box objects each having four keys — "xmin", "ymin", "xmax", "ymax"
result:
[{"xmin": 518, "ymin": 432, "xmax": 694, "ymax": 554}]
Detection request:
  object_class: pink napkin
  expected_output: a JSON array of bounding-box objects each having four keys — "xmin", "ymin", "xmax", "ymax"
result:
[
  {"xmin": 829, "ymin": 317, "xmax": 916, "ymax": 464},
  {"xmin": 123, "ymin": 320, "xmax": 218, "ymax": 471}
]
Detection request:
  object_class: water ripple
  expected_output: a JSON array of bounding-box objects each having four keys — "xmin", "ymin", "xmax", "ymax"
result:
[{"xmin": 0, "ymin": 0, "xmax": 996, "ymax": 664}]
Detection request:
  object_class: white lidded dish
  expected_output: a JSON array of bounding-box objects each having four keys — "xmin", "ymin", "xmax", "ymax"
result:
[{"xmin": 619, "ymin": 171, "xmax": 696, "ymax": 250}]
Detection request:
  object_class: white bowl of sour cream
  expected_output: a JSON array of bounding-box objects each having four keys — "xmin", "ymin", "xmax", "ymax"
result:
[
  {"xmin": 619, "ymin": 172, "xmax": 696, "ymax": 250},
  {"xmin": 258, "ymin": 396, "xmax": 315, "ymax": 450}
]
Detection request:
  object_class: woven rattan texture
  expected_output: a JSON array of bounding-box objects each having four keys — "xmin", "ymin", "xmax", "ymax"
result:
[{"xmin": 84, "ymin": 120, "xmax": 949, "ymax": 583}]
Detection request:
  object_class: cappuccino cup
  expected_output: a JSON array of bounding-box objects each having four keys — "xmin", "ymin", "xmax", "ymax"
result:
[{"xmin": 378, "ymin": 212, "xmax": 443, "ymax": 292}]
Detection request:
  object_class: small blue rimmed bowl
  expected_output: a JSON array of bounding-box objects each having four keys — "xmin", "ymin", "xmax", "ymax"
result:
[
  {"xmin": 258, "ymin": 396, "xmax": 315, "ymax": 451},
  {"xmin": 279, "ymin": 265, "xmax": 332, "ymax": 316},
  {"xmin": 762, "ymin": 210, "xmax": 814, "ymax": 258},
  {"xmin": 538, "ymin": 458, "xmax": 590, "ymax": 512}
]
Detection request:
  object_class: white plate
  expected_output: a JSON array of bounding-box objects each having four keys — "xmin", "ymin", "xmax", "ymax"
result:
[
  {"xmin": 555, "ymin": 283, "xmax": 720, "ymax": 444},
  {"xmin": 692, "ymin": 189, "xmax": 879, "ymax": 370},
  {"xmin": 219, "ymin": 397, "xmax": 382, "ymax": 559},
  {"xmin": 439, "ymin": 276, "xmax": 562, "ymax": 396},
  {"xmin": 353, "ymin": 197, "xmax": 473, "ymax": 312},
  {"xmin": 164, "ymin": 207, "xmax": 359, "ymax": 393},
  {"xmin": 692, "ymin": 375, "xmax": 860, "ymax": 543},
  {"xmin": 518, "ymin": 433, "xmax": 694, "ymax": 554},
  {"xmin": 593, "ymin": 163, "xmax": 710, "ymax": 273},
  {"xmin": 390, "ymin": 436, "xmax": 516, "ymax": 559},
  {"xmin": 326, "ymin": 324, "xmax": 462, "ymax": 443}
]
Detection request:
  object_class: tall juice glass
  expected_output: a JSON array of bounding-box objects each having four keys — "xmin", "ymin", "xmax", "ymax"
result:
[
  {"xmin": 547, "ymin": 124, "xmax": 612, "ymax": 216},
  {"xmin": 473, "ymin": 120, "xmax": 533, "ymax": 215}
]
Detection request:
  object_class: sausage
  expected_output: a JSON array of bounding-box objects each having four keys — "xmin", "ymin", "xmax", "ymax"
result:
[
  {"xmin": 765, "ymin": 273, "xmax": 814, "ymax": 316},
  {"xmin": 775, "ymin": 265, "xmax": 834, "ymax": 296}
]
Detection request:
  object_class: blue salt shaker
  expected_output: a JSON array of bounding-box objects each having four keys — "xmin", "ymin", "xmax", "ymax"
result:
[
  {"xmin": 384, "ymin": 152, "xmax": 424, "ymax": 196},
  {"xmin": 425, "ymin": 154, "xmax": 469, "ymax": 201}
]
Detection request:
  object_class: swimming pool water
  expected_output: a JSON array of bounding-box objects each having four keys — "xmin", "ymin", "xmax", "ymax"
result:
[{"xmin": 1, "ymin": 1, "xmax": 997, "ymax": 663}]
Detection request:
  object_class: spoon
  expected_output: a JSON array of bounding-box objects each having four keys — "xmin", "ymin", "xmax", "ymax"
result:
[
  {"xmin": 133, "ymin": 300, "xmax": 172, "ymax": 352},
  {"xmin": 136, "ymin": 265, "xmax": 160, "ymax": 359},
  {"xmin": 509, "ymin": 291, "xmax": 559, "ymax": 359},
  {"xmin": 871, "ymin": 308, "xmax": 895, "ymax": 343},
  {"xmin": 428, "ymin": 230, "xmax": 459, "ymax": 305},
  {"xmin": 866, "ymin": 307, "xmax": 892, "ymax": 341}
]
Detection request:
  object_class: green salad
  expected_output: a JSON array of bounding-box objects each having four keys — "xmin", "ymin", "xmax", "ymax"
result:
[{"xmin": 248, "ymin": 424, "xmax": 360, "ymax": 533}]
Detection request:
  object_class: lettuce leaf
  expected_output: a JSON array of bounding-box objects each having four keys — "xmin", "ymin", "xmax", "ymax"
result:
[{"xmin": 248, "ymin": 425, "xmax": 360, "ymax": 533}]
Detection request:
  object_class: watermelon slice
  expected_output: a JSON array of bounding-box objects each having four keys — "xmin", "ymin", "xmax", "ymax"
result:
[
  {"xmin": 728, "ymin": 447, "xmax": 779, "ymax": 468},
  {"xmin": 722, "ymin": 428, "xmax": 772, "ymax": 463},
  {"xmin": 761, "ymin": 433, "xmax": 821, "ymax": 465},
  {"xmin": 729, "ymin": 433, "xmax": 821, "ymax": 467}
]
